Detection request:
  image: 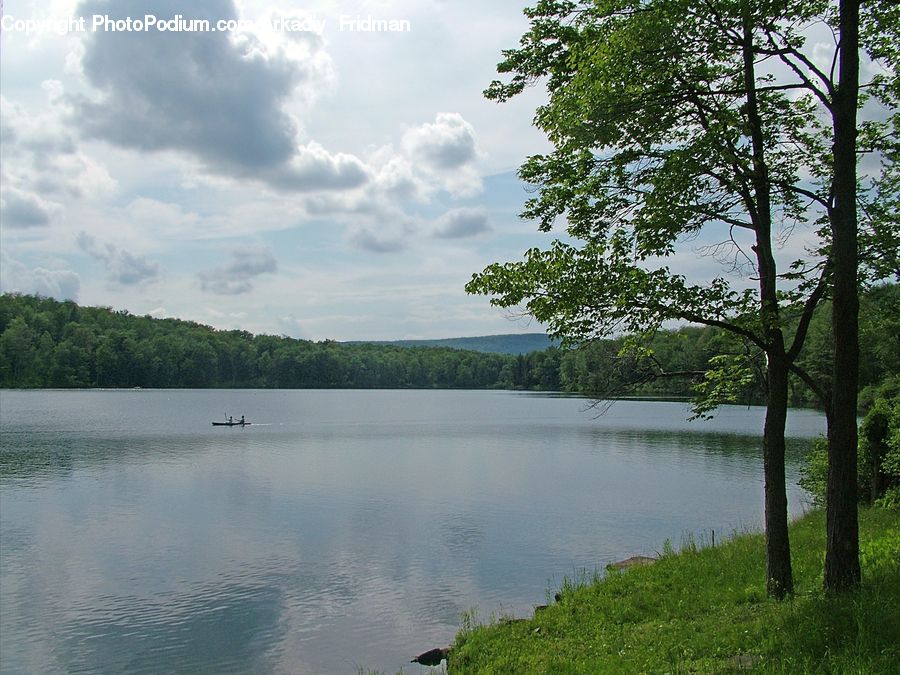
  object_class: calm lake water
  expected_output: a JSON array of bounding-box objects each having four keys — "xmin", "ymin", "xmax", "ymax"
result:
[{"xmin": 0, "ymin": 389, "xmax": 825, "ymax": 674}]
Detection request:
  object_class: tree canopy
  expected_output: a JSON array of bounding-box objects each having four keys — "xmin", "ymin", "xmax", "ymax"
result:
[
  {"xmin": 5, "ymin": 289, "xmax": 894, "ymax": 396},
  {"xmin": 468, "ymin": 0, "xmax": 898, "ymax": 595}
]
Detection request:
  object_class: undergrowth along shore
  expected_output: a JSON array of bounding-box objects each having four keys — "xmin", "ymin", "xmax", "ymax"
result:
[{"xmin": 445, "ymin": 508, "xmax": 898, "ymax": 674}]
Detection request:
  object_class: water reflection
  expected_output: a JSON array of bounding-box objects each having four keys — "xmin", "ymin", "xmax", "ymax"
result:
[
  {"xmin": 59, "ymin": 579, "xmax": 285, "ymax": 674},
  {"xmin": 0, "ymin": 390, "xmax": 824, "ymax": 674},
  {"xmin": 587, "ymin": 426, "xmax": 810, "ymax": 457}
]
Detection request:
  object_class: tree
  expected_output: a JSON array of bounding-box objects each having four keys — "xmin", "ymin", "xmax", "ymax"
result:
[
  {"xmin": 468, "ymin": 0, "xmax": 896, "ymax": 596},
  {"xmin": 745, "ymin": 0, "xmax": 897, "ymax": 592},
  {"xmin": 824, "ymin": 0, "xmax": 861, "ymax": 588},
  {"xmin": 0, "ymin": 317, "xmax": 37, "ymax": 385}
]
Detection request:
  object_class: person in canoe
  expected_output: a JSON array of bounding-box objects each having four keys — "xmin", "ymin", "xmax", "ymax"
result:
[{"xmin": 240, "ymin": 415, "xmax": 245, "ymax": 425}]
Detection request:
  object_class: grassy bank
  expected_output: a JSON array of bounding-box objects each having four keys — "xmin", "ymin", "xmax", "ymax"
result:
[{"xmin": 449, "ymin": 508, "xmax": 899, "ymax": 673}]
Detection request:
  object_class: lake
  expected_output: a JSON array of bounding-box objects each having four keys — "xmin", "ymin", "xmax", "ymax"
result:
[{"xmin": 0, "ymin": 389, "xmax": 825, "ymax": 674}]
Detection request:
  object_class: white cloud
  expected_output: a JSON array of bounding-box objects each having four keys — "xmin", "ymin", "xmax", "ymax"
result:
[
  {"xmin": 347, "ymin": 227, "xmax": 409, "ymax": 254},
  {"xmin": 125, "ymin": 198, "xmax": 202, "ymax": 237},
  {"xmin": 0, "ymin": 250, "xmax": 81, "ymax": 301},
  {"xmin": 402, "ymin": 112, "xmax": 479, "ymax": 170},
  {"xmin": 433, "ymin": 207, "xmax": 491, "ymax": 239},
  {"xmin": 70, "ymin": 0, "xmax": 361, "ymax": 193},
  {"xmin": 76, "ymin": 232, "xmax": 162, "ymax": 286},
  {"xmin": 289, "ymin": 114, "xmax": 488, "ymax": 235},
  {"xmin": 401, "ymin": 112, "xmax": 483, "ymax": 197},
  {"xmin": 198, "ymin": 247, "xmax": 278, "ymax": 295},
  {"xmin": 0, "ymin": 187, "xmax": 58, "ymax": 228},
  {"xmin": 262, "ymin": 142, "xmax": 370, "ymax": 192},
  {"xmin": 0, "ymin": 93, "xmax": 116, "ymax": 222},
  {"xmin": 371, "ymin": 154, "xmax": 426, "ymax": 202},
  {"xmin": 0, "ymin": 0, "xmax": 556, "ymax": 341}
]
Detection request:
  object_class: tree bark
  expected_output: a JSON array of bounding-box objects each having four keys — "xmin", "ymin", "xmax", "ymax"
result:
[
  {"xmin": 742, "ymin": 2, "xmax": 793, "ymax": 597},
  {"xmin": 764, "ymin": 350, "xmax": 793, "ymax": 597},
  {"xmin": 825, "ymin": 0, "xmax": 862, "ymax": 593}
]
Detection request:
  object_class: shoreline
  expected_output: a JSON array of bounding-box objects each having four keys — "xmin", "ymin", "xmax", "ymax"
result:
[{"xmin": 446, "ymin": 507, "xmax": 899, "ymax": 673}]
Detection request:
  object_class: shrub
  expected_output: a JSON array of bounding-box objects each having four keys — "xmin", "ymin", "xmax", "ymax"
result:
[
  {"xmin": 874, "ymin": 486, "xmax": 900, "ymax": 511},
  {"xmin": 801, "ymin": 393, "xmax": 900, "ymax": 506},
  {"xmin": 861, "ymin": 394, "xmax": 900, "ymax": 501},
  {"xmin": 799, "ymin": 437, "xmax": 829, "ymax": 506}
]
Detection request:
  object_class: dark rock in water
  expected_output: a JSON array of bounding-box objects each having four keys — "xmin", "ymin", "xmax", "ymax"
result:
[
  {"xmin": 411, "ymin": 647, "xmax": 450, "ymax": 666},
  {"xmin": 607, "ymin": 555, "xmax": 657, "ymax": 571},
  {"xmin": 534, "ymin": 604, "xmax": 549, "ymax": 612}
]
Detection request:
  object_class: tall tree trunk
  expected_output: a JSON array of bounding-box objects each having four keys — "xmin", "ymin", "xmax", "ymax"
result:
[
  {"xmin": 825, "ymin": 0, "xmax": 861, "ymax": 592},
  {"xmin": 742, "ymin": 2, "xmax": 793, "ymax": 597},
  {"xmin": 764, "ymin": 350, "xmax": 793, "ymax": 598}
]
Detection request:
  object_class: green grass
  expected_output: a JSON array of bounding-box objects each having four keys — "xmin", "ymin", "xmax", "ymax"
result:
[{"xmin": 449, "ymin": 508, "xmax": 900, "ymax": 674}]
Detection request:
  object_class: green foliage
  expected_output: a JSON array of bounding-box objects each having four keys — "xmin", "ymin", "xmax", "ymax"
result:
[
  {"xmin": 859, "ymin": 525, "xmax": 900, "ymax": 578},
  {"xmin": 554, "ymin": 324, "xmax": 768, "ymax": 404},
  {"xmin": 450, "ymin": 508, "xmax": 900, "ymax": 673},
  {"xmin": 798, "ymin": 438, "xmax": 830, "ymax": 506},
  {"xmin": 0, "ymin": 293, "xmax": 530, "ymax": 390},
  {"xmin": 467, "ymin": 0, "xmax": 891, "ymax": 460},
  {"xmin": 875, "ymin": 486, "xmax": 900, "ymax": 511},
  {"xmin": 690, "ymin": 354, "xmax": 757, "ymax": 420},
  {"xmin": 800, "ymin": 392, "xmax": 900, "ymax": 505},
  {"xmin": 794, "ymin": 285, "xmax": 900, "ymax": 410},
  {"xmin": 888, "ymin": 403, "xmax": 900, "ymax": 475},
  {"xmin": 860, "ymin": 394, "xmax": 900, "ymax": 501},
  {"xmin": 469, "ymin": 0, "xmax": 898, "ymax": 420},
  {"xmin": 3, "ymin": 291, "xmax": 896, "ymax": 403}
]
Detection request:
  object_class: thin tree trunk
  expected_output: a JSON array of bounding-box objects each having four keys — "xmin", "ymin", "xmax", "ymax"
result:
[
  {"xmin": 764, "ymin": 350, "xmax": 793, "ymax": 598},
  {"xmin": 741, "ymin": 2, "xmax": 793, "ymax": 597},
  {"xmin": 825, "ymin": 0, "xmax": 861, "ymax": 592}
]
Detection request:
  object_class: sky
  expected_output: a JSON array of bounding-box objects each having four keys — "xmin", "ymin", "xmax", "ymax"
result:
[
  {"xmin": 0, "ymin": 2, "xmax": 880, "ymax": 342},
  {"xmin": 0, "ymin": 0, "xmax": 561, "ymax": 340}
]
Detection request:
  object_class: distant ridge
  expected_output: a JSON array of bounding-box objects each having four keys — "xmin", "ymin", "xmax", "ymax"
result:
[{"xmin": 347, "ymin": 333, "xmax": 558, "ymax": 355}]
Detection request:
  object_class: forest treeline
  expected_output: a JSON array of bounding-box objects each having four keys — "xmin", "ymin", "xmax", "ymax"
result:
[
  {"xmin": 0, "ymin": 293, "xmax": 561, "ymax": 390},
  {"xmin": 0, "ymin": 288, "xmax": 896, "ymax": 403}
]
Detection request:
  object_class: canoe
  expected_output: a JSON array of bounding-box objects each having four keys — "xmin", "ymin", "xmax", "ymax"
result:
[{"xmin": 211, "ymin": 421, "xmax": 251, "ymax": 426}]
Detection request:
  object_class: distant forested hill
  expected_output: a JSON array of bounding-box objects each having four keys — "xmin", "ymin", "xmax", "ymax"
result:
[
  {"xmin": 1, "ymin": 288, "xmax": 895, "ymax": 406},
  {"xmin": 0, "ymin": 293, "xmax": 562, "ymax": 390},
  {"xmin": 347, "ymin": 333, "xmax": 558, "ymax": 355}
]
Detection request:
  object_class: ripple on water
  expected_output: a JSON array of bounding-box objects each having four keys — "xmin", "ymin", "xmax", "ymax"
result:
[{"xmin": 0, "ymin": 390, "xmax": 823, "ymax": 674}]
